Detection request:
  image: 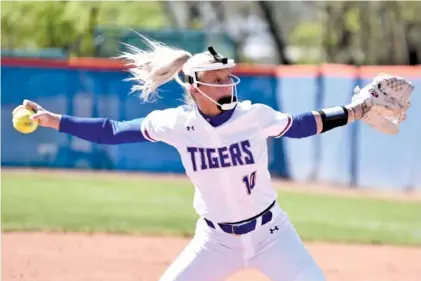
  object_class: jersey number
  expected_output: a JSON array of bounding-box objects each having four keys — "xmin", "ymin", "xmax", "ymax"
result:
[{"xmin": 242, "ymin": 171, "xmax": 257, "ymax": 195}]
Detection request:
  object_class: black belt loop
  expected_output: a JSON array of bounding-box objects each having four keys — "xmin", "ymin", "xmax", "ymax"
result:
[{"xmin": 204, "ymin": 218, "xmax": 215, "ymax": 229}]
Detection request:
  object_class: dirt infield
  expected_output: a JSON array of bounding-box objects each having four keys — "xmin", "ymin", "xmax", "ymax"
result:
[
  {"xmin": 3, "ymin": 232, "xmax": 421, "ymax": 281},
  {"xmin": 3, "ymin": 169, "xmax": 421, "ymax": 281}
]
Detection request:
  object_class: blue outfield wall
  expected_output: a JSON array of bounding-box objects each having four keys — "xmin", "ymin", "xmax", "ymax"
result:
[
  {"xmin": 277, "ymin": 69, "xmax": 421, "ymax": 190},
  {"xmin": 278, "ymin": 75, "xmax": 357, "ymax": 185},
  {"xmin": 277, "ymin": 76, "xmax": 318, "ymax": 181},
  {"xmin": 1, "ymin": 64, "xmax": 285, "ymax": 176},
  {"xmin": 316, "ymin": 76, "xmax": 356, "ymax": 185},
  {"xmin": 1, "ymin": 60, "xmax": 420, "ymax": 190},
  {"xmin": 355, "ymin": 77, "xmax": 421, "ymax": 190}
]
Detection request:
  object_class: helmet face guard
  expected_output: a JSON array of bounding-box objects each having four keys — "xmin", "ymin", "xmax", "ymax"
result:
[{"xmin": 186, "ymin": 47, "xmax": 241, "ymax": 111}]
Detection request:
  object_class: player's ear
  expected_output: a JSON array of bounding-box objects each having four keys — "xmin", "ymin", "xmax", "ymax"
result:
[
  {"xmin": 189, "ymin": 84, "xmax": 199, "ymax": 96},
  {"xmin": 185, "ymin": 84, "xmax": 198, "ymax": 102}
]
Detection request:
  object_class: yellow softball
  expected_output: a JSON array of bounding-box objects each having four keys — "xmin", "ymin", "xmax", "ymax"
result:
[{"xmin": 13, "ymin": 108, "xmax": 38, "ymax": 134}]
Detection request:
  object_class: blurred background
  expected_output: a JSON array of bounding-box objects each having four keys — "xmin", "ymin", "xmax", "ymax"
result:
[
  {"xmin": 2, "ymin": 1, "xmax": 421, "ymax": 192},
  {"xmin": 2, "ymin": 1, "xmax": 421, "ymax": 64}
]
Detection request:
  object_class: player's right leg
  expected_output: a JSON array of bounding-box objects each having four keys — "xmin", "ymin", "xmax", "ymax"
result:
[{"xmin": 159, "ymin": 219, "xmax": 243, "ymax": 281}]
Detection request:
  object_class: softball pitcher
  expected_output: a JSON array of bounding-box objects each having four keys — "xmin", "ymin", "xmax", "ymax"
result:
[{"xmin": 13, "ymin": 34, "xmax": 414, "ymax": 281}]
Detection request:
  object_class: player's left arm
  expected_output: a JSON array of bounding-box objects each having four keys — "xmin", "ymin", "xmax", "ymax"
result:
[
  {"xmin": 282, "ymin": 104, "xmax": 367, "ymax": 139},
  {"xmin": 261, "ymin": 105, "xmax": 359, "ymax": 139},
  {"xmin": 269, "ymin": 73, "xmax": 414, "ymax": 138}
]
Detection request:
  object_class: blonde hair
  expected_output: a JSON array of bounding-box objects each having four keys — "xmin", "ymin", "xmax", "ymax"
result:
[{"xmin": 118, "ymin": 33, "xmax": 215, "ymax": 104}]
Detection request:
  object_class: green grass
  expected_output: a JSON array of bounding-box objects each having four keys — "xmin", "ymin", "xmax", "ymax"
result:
[{"xmin": 2, "ymin": 170, "xmax": 421, "ymax": 246}]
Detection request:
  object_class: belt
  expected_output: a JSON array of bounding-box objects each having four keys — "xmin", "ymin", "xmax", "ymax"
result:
[{"xmin": 204, "ymin": 201, "xmax": 276, "ymax": 235}]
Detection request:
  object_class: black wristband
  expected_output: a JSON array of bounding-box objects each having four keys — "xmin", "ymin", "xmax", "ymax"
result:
[{"xmin": 317, "ymin": 106, "xmax": 349, "ymax": 133}]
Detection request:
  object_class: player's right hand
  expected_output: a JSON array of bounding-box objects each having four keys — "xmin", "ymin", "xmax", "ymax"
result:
[{"xmin": 12, "ymin": 99, "xmax": 62, "ymax": 130}]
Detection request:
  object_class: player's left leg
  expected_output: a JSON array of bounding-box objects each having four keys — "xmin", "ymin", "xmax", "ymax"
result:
[{"xmin": 246, "ymin": 205, "xmax": 326, "ymax": 281}]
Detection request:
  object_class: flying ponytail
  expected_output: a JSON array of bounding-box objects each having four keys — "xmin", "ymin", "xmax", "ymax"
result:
[{"xmin": 118, "ymin": 33, "xmax": 192, "ymax": 102}]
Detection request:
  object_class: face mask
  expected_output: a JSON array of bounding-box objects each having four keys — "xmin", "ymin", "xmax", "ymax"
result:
[
  {"xmin": 184, "ymin": 47, "xmax": 241, "ymax": 111},
  {"xmin": 192, "ymin": 74, "xmax": 241, "ymax": 111}
]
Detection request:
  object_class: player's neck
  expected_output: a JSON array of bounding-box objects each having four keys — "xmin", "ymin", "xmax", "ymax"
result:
[
  {"xmin": 197, "ymin": 106, "xmax": 236, "ymax": 127},
  {"xmin": 197, "ymin": 106, "xmax": 222, "ymax": 117}
]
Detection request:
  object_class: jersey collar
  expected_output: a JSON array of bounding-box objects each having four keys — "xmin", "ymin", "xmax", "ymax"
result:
[{"xmin": 198, "ymin": 106, "xmax": 236, "ymax": 127}]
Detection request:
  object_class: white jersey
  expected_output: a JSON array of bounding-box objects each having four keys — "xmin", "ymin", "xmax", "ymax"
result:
[{"xmin": 141, "ymin": 100, "xmax": 292, "ymax": 223}]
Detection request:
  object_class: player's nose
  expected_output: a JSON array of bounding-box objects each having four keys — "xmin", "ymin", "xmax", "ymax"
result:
[{"xmin": 220, "ymin": 85, "xmax": 232, "ymax": 94}]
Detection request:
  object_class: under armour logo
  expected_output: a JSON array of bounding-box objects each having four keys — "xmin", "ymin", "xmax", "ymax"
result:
[
  {"xmin": 187, "ymin": 126, "xmax": 195, "ymax": 131},
  {"xmin": 270, "ymin": 226, "xmax": 279, "ymax": 234}
]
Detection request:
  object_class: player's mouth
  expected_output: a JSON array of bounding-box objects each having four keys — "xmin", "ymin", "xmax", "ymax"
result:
[{"xmin": 217, "ymin": 95, "xmax": 237, "ymax": 107}]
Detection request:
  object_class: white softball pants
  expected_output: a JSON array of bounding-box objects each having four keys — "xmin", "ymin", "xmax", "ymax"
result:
[{"xmin": 159, "ymin": 203, "xmax": 326, "ymax": 281}]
